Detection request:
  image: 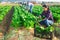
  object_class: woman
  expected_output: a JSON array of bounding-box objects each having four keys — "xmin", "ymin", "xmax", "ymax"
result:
[
  {"xmin": 28, "ymin": 2, "xmax": 34, "ymax": 13},
  {"xmin": 40, "ymin": 5, "xmax": 54, "ymax": 27}
]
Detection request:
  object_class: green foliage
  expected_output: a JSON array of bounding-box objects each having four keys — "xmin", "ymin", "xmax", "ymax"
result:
[
  {"xmin": 32, "ymin": 5, "xmax": 43, "ymax": 16},
  {"xmin": 0, "ymin": 6, "xmax": 12, "ymax": 23},
  {"xmin": 35, "ymin": 25, "xmax": 54, "ymax": 34},
  {"xmin": 10, "ymin": 6, "xmax": 36, "ymax": 28}
]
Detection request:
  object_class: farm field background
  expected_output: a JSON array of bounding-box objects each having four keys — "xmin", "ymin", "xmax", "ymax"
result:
[
  {"xmin": 0, "ymin": 5, "xmax": 60, "ymax": 28},
  {"xmin": 0, "ymin": 4, "xmax": 60, "ymax": 40}
]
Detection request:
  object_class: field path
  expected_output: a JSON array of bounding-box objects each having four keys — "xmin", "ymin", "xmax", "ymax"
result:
[
  {"xmin": 4, "ymin": 28, "xmax": 51, "ymax": 40},
  {"xmin": 1, "ymin": 6, "xmax": 14, "ymax": 35}
]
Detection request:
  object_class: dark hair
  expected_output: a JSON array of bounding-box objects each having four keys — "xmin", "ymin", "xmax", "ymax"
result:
[
  {"xmin": 43, "ymin": 5, "xmax": 47, "ymax": 7},
  {"xmin": 42, "ymin": 5, "xmax": 50, "ymax": 13},
  {"xmin": 43, "ymin": 5, "xmax": 50, "ymax": 11}
]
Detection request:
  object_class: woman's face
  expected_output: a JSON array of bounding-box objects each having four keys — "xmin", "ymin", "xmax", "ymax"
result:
[{"xmin": 44, "ymin": 7, "xmax": 48, "ymax": 11}]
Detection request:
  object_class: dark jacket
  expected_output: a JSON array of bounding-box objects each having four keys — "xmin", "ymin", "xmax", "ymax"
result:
[{"xmin": 41, "ymin": 10, "xmax": 54, "ymax": 21}]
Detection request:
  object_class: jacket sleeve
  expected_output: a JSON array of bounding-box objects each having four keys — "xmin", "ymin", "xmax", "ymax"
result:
[{"xmin": 47, "ymin": 12, "xmax": 53, "ymax": 20}]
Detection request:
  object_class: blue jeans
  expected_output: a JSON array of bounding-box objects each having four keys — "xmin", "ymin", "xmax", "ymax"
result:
[
  {"xmin": 29, "ymin": 5, "xmax": 33, "ymax": 13},
  {"xmin": 40, "ymin": 19, "xmax": 53, "ymax": 27}
]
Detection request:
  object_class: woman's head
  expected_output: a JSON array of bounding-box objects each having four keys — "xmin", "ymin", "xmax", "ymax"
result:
[{"xmin": 43, "ymin": 5, "xmax": 49, "ymax": 11}]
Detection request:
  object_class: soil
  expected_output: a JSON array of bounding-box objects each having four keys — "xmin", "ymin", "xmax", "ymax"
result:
[
  {"xmin": 0, "ymin": 27, "xmax": 59, "ymax": 40},
  {"xmin": 1, "ymin": 6, "xmax": 14, "ymax": 35}
]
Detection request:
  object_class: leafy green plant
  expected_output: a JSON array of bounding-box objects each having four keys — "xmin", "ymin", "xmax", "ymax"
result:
[
  {"xmin": 0, "ymin": 6, "xmax": 12, "ymax": 23},
  {"xmin": 10, "ymin": 6, "xmax": 36, "ymax": 28}
]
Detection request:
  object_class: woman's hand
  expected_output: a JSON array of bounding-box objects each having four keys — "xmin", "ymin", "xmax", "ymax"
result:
[
  {"xmin": 43, "ymin": 18, "xmax": 47, "ymax": 20},
  {"xmin": 38, "ymin": 16, "xmax": 41, "ymax": 18}
]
